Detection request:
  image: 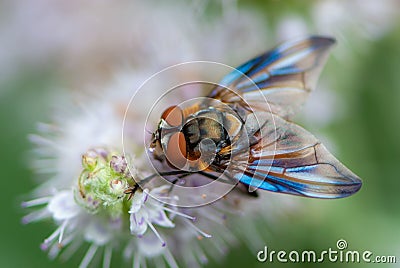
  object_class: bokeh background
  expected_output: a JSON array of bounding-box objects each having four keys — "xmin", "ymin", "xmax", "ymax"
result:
[{"xmin": 1, "ymin": 0, "xmax": 399, "ymax": 267}]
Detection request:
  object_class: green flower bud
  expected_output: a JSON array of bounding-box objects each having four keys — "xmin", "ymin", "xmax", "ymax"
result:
[{"xmin": 75, "ymin": 148, "xmax": 136, "ymax": 215}]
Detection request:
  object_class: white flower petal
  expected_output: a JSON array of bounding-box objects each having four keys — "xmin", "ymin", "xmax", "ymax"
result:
[
  {"xmin": 130, "ymin": 209, "xmax": 148, "ymax": 236},
  {"xmin": 84, "ymin": 221, "xmax": 112, "ymax": 246},
  {"xmin": 129, "ymin": 191, "xmax": 145, "ymax": 213},
  {"xmin": 148, "ymin": 208, "xmax": 174, "ymax": 228},
  {"xmin": 141, "ymin": 189, "xmax": 150, "ymax": 203},
  {"xmin": 137, "ymin": 233, "xmax": 167, "ymax": 258},
  {"xmin": 47, "ymin": 190, "xmax": 80, "ymax": 221}
]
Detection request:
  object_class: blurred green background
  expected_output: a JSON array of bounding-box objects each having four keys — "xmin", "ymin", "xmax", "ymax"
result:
[{"xmin": 1, "ymin": 1, "xmax": 399, "ymax": 267}]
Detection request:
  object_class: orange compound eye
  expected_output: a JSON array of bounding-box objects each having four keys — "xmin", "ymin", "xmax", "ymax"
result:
[
  {"xmin": 161, "ymin": 105, "xmax": 183, "ymax": 127},
  {"xmin": 166, "ymin": 132, "xmax": 187, "ymax": 170}
]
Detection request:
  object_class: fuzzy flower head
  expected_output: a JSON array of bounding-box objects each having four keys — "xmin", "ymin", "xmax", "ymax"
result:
[{"xmin": 22, "ymin": 147, "xmax": 195, "ymax": 267}]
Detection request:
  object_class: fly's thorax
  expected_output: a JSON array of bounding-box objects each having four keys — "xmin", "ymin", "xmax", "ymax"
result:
[
  {"xmin": 181, "ymin": 107, "xmax": 244, "ymax": 163},
  {"xmin": 183, "ymin": 108, "xmax": 225, "ymax": 154},
  {"xmin": 151, "ymin": 103, "xmax": 246, "ymax": 172}
]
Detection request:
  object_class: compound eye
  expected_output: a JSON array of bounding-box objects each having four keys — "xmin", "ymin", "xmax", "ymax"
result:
[
  {"xmin": 161, "ymin": 105, "xmax": 183, "ymax": 127},
  {"xmin": 166, "ymin": 132, "xmax": 187, "ymax": 169}
]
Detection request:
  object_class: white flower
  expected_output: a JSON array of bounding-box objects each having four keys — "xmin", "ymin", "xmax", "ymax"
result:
[
  {"xmin": 23, "ymin": 183, "xmax": 193, "ymax": 267},
  {"xmin": 47, "ymin": 190, "xmax": 80, "ymax": 221},
  {"xmin": 24, "ymin": 143, "xmax": 243, "ymax": 267}
]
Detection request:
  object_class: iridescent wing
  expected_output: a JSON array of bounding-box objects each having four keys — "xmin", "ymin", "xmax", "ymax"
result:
[
  {"xmin": 227, "ymin": 112, "xmax": 362, "ymax": 198},
  {"xmin": 208, "ymin": 36, "xmax": 335, "ymax": 119}
]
